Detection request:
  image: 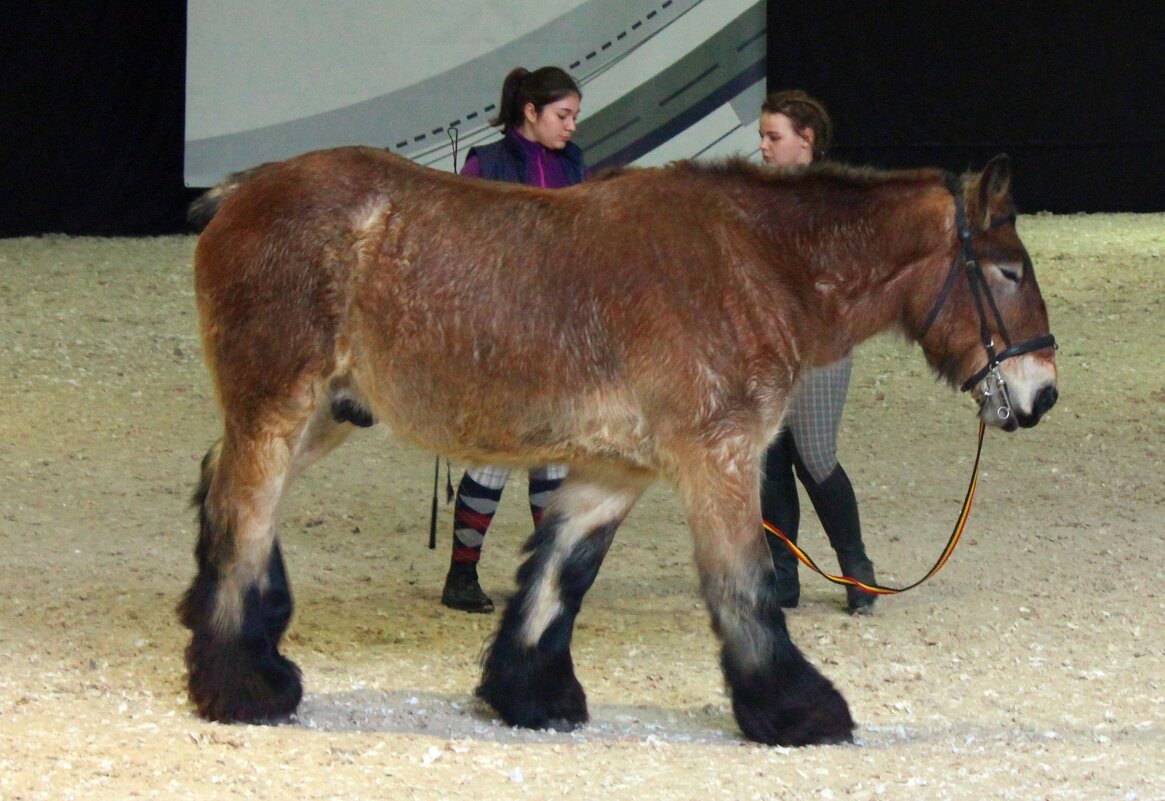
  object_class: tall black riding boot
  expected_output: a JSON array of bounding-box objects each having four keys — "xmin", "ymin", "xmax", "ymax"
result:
[
  {"xmin": 761, "ymin": 431, "xmax": 802, "ymax": 608},
  {"xmin": 799, "ymin": 463, "xmax": 877, "ymax": 615}
]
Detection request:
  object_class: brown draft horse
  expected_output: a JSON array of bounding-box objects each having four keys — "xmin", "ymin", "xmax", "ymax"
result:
[{"xmin": 179, "ymin": 146, "xmax": 1058, "ymax": 746}]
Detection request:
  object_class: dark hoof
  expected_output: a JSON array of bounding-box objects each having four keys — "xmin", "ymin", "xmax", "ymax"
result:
[
  {"xmin": 477, "ymin": 660, "xmax": 588, "ymax": 730},
  {"xmin": 733, "ymin": 671, "xmax": 855, "ymax": 746},
  {"xmin": 185, "ymin": 633, "xmax": 303, "ymax": 723},
  {"xmin": 477, "ymin": 632, "xmax": 588, "ymax": 730},
  {"xmin": 723, "ymin": 635, "xmax": 855, "ymax": 746}
]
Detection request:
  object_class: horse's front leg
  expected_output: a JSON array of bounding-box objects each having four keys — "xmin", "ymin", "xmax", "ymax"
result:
[
  {"xmin": 477, "ymin": 464, "xmax": 651, "ymax": 731},
  {"xmin": 677, "ymin": 442, "xmax": 855, "ymax": 746}
]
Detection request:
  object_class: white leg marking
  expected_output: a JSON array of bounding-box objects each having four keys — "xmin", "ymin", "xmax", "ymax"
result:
[{"xmin": 518, "ymin": 481, "xmax": 643, "ymax": 647}]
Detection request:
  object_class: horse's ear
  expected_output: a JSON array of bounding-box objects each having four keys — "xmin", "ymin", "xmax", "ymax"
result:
[{"xmin": 977, "ymin": 154, "xmax": 1012, "ymax": 223}]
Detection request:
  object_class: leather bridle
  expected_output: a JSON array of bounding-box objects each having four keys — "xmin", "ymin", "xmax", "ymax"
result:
[{"xmin": 917, "ymin": 173, "xmax": 1057, "ymax": 421}]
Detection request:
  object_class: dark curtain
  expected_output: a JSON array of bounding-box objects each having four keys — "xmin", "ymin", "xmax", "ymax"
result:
[
  {"xmin": 767, "ymin": 3, "xmax": 1165, "ymax": 212},
  {"xmin": 0, "ymin": 3, "xmax": 193, "ymax": 236}
]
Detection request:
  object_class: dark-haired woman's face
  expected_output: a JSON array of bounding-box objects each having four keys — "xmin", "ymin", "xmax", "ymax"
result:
[{"xmin": 521, "ymin": 93, "xmax": 581, "ymax": 150}]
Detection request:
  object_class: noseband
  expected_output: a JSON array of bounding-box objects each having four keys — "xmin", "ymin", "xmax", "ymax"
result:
[{"xmin": 916, "ymin": 174, "xmax": 1057, "ymax": 420}]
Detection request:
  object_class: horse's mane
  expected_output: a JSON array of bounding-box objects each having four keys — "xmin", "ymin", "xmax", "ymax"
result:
[
  {"xmin": 587, "ymin": 164, "xmax": 636, "ymax": 183},
  {"xmin": 670, "ymin": 156, "xmax": 942, "ymax": 189},
  {"xmin": 585, "ymin": 158, "xmax": 946, "ymax": 204}
]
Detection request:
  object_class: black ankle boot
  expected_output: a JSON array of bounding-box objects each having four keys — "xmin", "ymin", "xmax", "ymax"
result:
[
  {"xmin": 441, "ymin": 564, "xmax": 494, "ymax": 613},
  {"xmin": 840, "ymin": 555, "xmax": 877, "ymax": 615}
]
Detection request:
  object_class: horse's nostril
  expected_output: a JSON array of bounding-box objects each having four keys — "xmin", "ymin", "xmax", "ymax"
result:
[{"xmin": 1035, "ymin": 385, "xmax": 1058, "ymax": 416}]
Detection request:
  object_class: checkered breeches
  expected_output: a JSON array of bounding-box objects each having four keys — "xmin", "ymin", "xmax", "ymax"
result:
[{"xmin": 784, "ymin": 356, "xmax": 852, "ymax": 483}]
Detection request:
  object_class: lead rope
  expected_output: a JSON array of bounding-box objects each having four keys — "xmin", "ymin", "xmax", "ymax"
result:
[{"xmin": 764, "ymin": 420, "xmax": 985, "ymax": 595}]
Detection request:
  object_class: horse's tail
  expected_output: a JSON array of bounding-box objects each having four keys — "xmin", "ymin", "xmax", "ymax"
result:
[{"xmin": 187, "ymin": 163, "xmax": 275, "ymax": 231}]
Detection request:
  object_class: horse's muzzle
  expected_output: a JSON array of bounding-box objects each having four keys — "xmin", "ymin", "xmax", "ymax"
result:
[
  {"xmin": 1016, "ymin": 383, "xmax": 1058, "ymax": 429},
  {"xmin": 977, "ymin": 375, "xmax": 1057, "ymax": 432}
]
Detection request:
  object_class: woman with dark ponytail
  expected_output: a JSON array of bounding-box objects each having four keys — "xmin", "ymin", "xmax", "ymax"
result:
[
  {"xmin": 441, "ymin": 66, "xmax": 587, "ymax": 613},
  {"xmin": 459, "ymin": 66, "xmax": 586, "ymax": 185}
]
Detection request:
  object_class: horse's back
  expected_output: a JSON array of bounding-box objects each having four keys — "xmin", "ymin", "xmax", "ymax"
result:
[{"xmin": 191, "ymin": 147, "xmax": 796, "ymax": 466}]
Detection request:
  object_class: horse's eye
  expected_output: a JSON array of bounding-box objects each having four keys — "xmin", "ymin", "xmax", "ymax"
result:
[{"xmin": 997, "ymin": 265, "xmax": 1021, "ymax": 283}]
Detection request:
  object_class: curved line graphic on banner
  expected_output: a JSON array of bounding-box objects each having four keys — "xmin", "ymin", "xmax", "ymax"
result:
[{"xmin": 185, "ymin": 0, "xmax": 764, "ymax": 186}]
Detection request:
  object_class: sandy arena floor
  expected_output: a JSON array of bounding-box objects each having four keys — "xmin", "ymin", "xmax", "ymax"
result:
[{"xmin": 0, "ymin": 212, "xmax": 1162, "ymax": 799}]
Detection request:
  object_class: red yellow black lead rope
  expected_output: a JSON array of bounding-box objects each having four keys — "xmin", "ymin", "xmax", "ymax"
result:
[{"xmin": 763, "ymin": 420, "xmax": 986, "ymax": 596}]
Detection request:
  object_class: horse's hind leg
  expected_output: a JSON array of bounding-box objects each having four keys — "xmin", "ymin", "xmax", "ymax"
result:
[
  {"xmin": 676, "ymin": 441, "xmax": 855, "ymax": 746},
  {"xmin": 477, "ymin": 463, "xmax": 652, "ymax": 730},
  {"xmin": 177, "ymin": 406, "xmax": 351, "ymax": 722},
  {"xmin": 176, "ymin": 433, "xmax": 299, "ymax": 722}
]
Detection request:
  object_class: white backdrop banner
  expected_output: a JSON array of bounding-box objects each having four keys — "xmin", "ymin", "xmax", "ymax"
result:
[{"xmin": 185, "ymin": 0, "xmax": 765, "ymax": 186}]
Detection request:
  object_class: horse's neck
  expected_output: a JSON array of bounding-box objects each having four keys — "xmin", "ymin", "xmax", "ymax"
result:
[{"xmin": 780, "ymin": 181, "xmax": 952, "ymax": 367}]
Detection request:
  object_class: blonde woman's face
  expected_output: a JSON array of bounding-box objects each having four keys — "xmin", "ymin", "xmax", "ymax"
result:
[{"xmin": 759, "ymin": 112, "xmax": 814, "ymax": 167}]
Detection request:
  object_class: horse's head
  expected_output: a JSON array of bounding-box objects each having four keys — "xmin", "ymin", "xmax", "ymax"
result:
[{"xmin": 916, "ymin": 155, "xmax": 1058, "ymax": 431}]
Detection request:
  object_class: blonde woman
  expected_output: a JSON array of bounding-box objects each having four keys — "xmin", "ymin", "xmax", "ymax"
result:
[{"xmin": 758, "ymin": 90, "xmax": 877, "ymax": 614}]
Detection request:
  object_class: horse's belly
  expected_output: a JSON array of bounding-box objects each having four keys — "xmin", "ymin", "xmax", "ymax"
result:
[{"xmin": 351, "ymin": 349, "xmax": 651, "ymax": 468}]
